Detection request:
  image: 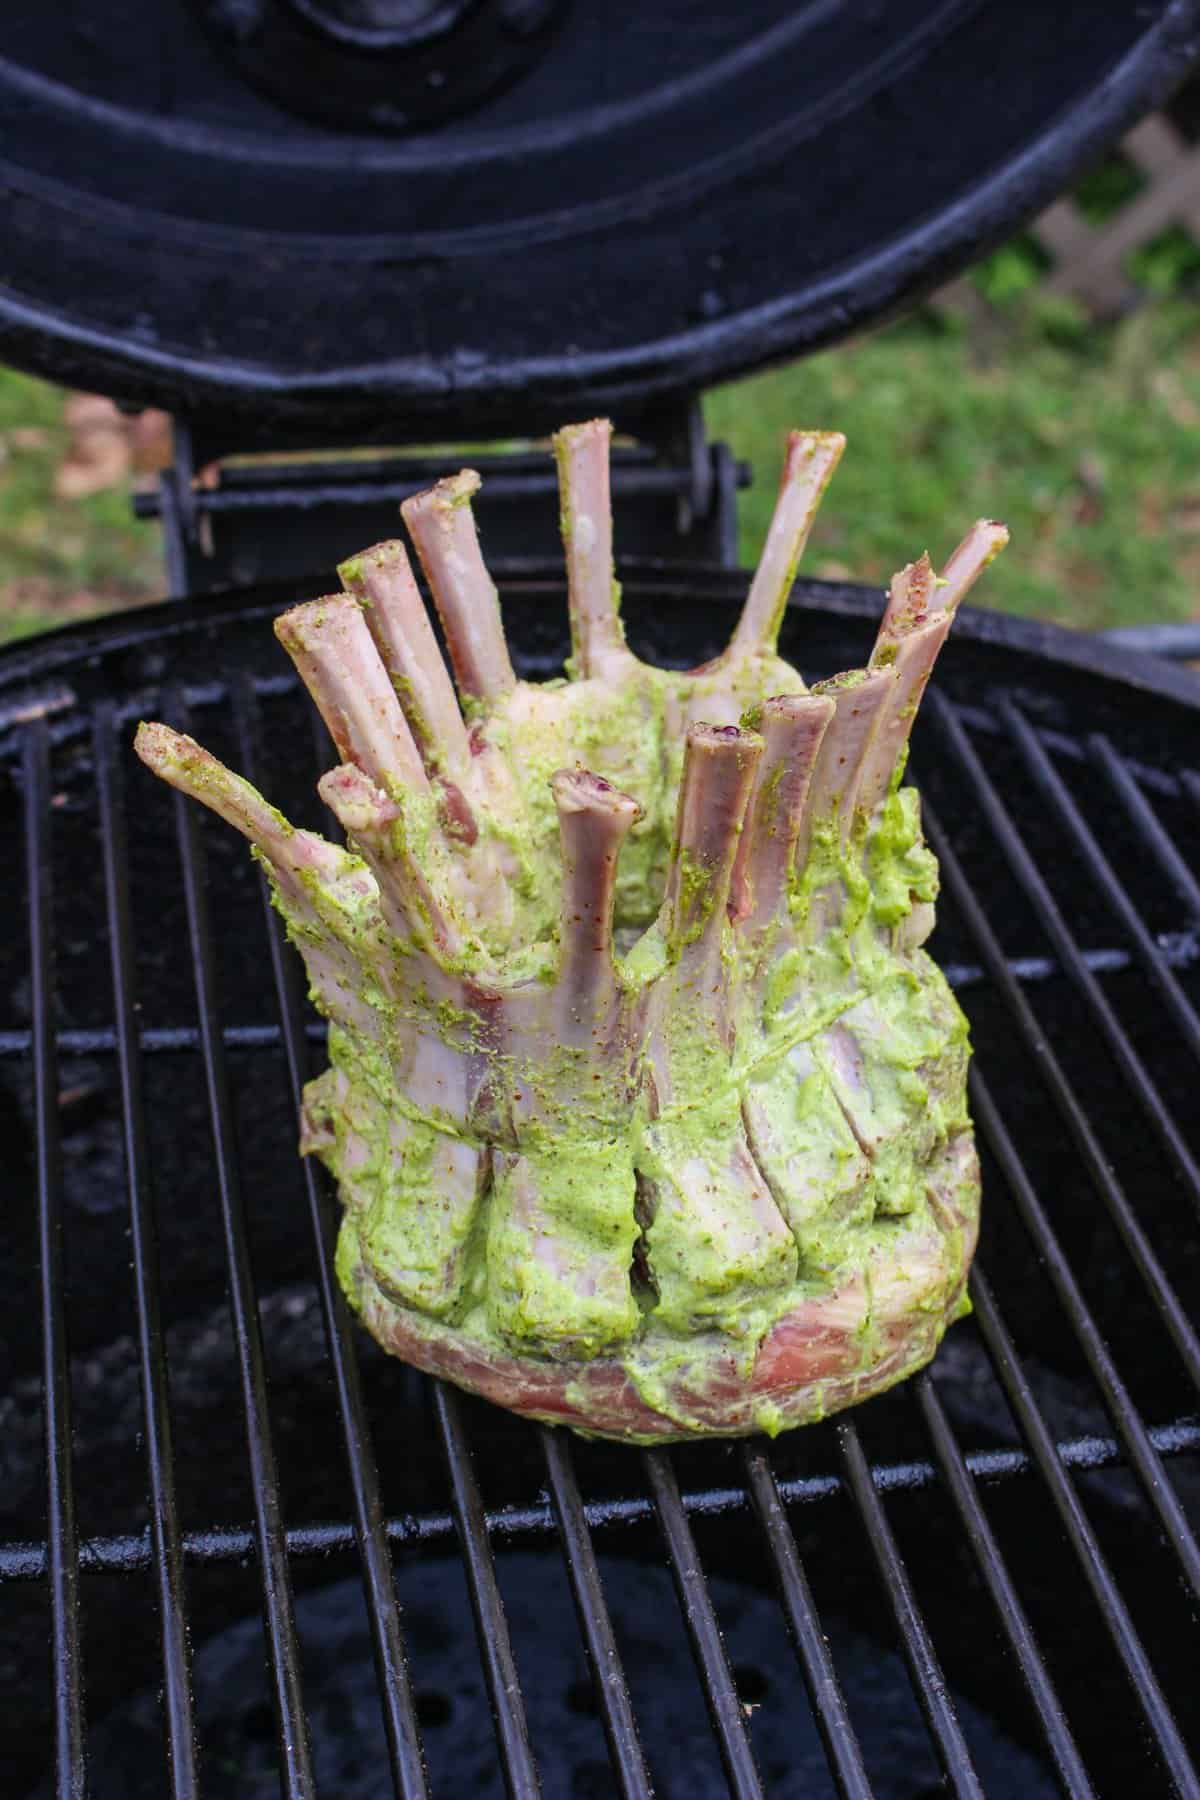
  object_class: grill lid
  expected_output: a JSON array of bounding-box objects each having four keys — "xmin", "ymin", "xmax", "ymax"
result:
[{"xmin": 0, "ymin": 0, "xmax": 1198, "ymax": 440}]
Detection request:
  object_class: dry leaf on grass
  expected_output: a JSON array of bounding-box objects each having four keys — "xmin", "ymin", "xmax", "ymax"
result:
[{"xmin": 54, "ymin": 395, "xmax": 172, "ymax": 500}]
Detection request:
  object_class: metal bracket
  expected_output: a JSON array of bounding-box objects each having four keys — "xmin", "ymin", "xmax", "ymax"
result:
[
  {"xmin": 144, "ymin": 401, "xmax": 750, "ymax": 598},
  {"xmin": 156, "ymin": 419, "xmax": 201, "ymax": 600}
]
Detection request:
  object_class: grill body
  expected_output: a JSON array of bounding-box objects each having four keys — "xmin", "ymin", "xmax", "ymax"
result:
[
  {"xmin": 2, "ymin": 570, "xmax": 1199, "ymax": 1798},
  {"xmin": 3, "ymin": 6, "xmax": 1200, "ymax": 1793}
]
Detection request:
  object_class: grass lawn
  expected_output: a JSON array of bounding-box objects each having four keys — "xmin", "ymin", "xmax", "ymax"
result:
[
  {"xmin": 1, "ymin": 297, "xmax": 1199, "ymax": 644},
  {"xmin": 0, "ymin": 370, "xmax": 162, "ymax": 643},
  {"xmin": 708, "ymin": 299, "xmax": 1200, "ymax": 632}
]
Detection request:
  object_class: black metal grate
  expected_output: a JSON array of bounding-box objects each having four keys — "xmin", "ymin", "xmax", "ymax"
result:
[{"xmin": 2, "ymin": 572, "xmax": 1199, "ymax": 1799}]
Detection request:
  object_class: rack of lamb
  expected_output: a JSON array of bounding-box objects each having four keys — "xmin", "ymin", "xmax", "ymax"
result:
[{"xmin": 137, "ymin": 422, "xmax": 1006, "ymax": 1442}]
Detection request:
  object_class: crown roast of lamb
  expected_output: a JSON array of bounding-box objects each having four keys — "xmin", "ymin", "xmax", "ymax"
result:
[{"xmin": 136, "ymin": 422, "xmax": 1006, "ymax": 1443}]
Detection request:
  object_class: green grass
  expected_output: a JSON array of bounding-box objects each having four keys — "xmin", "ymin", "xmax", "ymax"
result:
[
  {"xmin": 0, "ymin": 369, "xmax": 161, "ymax": 643},
  {"xmin": 2, "ymin": 295, "xmax": 1200, "ymax": 644},
  {"xmin": 707, "ymin": 300, "xmax": 1200, "ymax": 632}
]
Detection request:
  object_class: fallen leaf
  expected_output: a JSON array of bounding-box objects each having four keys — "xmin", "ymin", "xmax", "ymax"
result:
[
  {"xmin": 1152, "ymin": 368, "xmax": 1200, "ymax": 428},
  {"xmin": 1073, "ymin": 452, "xmax": 1106, "ymax": 525},
  {"xmin": 1169, "ymin": 496, "xmax": 1200, "ymax": 534},
  {"xmin": 54, "ymin": 395, "xmax": 172, "ymax": 500}
]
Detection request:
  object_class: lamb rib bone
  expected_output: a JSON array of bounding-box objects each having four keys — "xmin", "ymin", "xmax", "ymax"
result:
[
  {"xmin": 485, "ymin": 768, "xmax": 646, "ymax": 1358},
  {"xmin": 639, "ymin": 723, "xmax": 799, "ymax": 1338}
]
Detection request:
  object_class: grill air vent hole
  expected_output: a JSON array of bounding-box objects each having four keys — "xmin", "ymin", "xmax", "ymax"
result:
[
  {"xmin": 573, "ymin": 1759, "xmax": 618, "ymax": 1799},
  {"xmin": 414, "ymin": 1689, "xmax": 452, "ymax": 1728},
  {"xmin": 564, "ymin": 1677, "xmax": 599, "ymax": 1716},
  {"xmin": 733, "ymin": 1662, "xmax": 769, "ymax": 1704},
  {"xmin": 241, "ymin": 1701, "xmax": 276, "ymax": 1744}
]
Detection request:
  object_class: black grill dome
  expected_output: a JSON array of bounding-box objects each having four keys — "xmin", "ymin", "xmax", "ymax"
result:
[{"xmin": 0, "ymin": 1, "xmax": 1197, "ymax": 441}]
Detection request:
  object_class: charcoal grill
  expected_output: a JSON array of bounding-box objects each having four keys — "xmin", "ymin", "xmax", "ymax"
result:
[
  {"xmin": 3, "ymin": 5, "xmax": 1200, "ymax": 1798},
  {"xmin": 3, "ymin": 573, "xmax": 1200, "ymax": 1799}
]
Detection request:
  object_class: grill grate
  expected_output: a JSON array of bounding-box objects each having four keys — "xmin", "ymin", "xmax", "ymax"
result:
[
  {"xmin": 2, "ymin": 574, "xmax": 1199, "ymax": 1799},
  {"xmin": 93, "ymin": 698, "xmax": 197, "ymax": 1791},
  {"xmin": 25, "ymin": 720, "xmax": 85, "ymax": 1796}
]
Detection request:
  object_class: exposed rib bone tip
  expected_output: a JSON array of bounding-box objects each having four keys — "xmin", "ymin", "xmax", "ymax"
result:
[
  {"xmin": 401, "ymin": 457, "xmax": 518, "ymax": 702},
  {"xmin": 337, "ymin": 537, "xmax": 406, "ymax": 588},
  {"xmin": 859, "ymin": 521, "xmax": 1010, "ymax": 805},
  {"xmin": 274, "ymin": 591, "xmax": 429, "ymax": 791},
  {"xmin": 760, "ymin": 691, "xmax": 837, "ymax": 724},
  {"xmin": 551, "ymin": 766, "xmax": 642, "ymax": 823},
  {"xmin": 732, "ymin": 693, "xmax": 835, "ymax": 926},
  {"xmin": 274, "ymin": 591, "xmax": 359, "ymax": 649},
  {"xmin": 552, "ymin": 763, "xmax": 640, "ymax": 1017},
  {"xmin": 687, "ymin": 720, "xmax": 762, "ymax": 750},
  {"xmin": 317, "ymin": 763, "xmax": 396, "ymax": 831},
  {"xmin": 338, "ymin": 534, "xmax": 471, "ymax": 783},
  {"xmin": 731, "ymin": 430, "xmax": 846, "ymax": 658},
  {"xmin": 978, "ymin": 520, "xmax": 1010, "ymax": 560},
  {"xmin": 404, "ymin": 468, "xmax": 482, "ymax": 519},
  {"xmin": 131, "ymin": 721, "xmax": 355, "ymax": 895},
  {"xmin": 788, "ymin": 427, "xmax": 846, "ymax": 456},
  {"xmin": 319, "ymin": 763, "xmax": 468, "ymax": 958},
  {"xmin": 134, "ymin": 719, "xmax": 182, "ymax": 768},
  {"xmin": 133, "ymin": 721, "xmax": 247, "ymax": 797},
  {"xmin": 877, "ymin": 551, "xmax": 937, "ymax": 645},
  {"xmin": 555, "ymin": 415, "xmax": 629, "ymax": 679},
  {"xmin": 935, "ymin": 518, "xmax": 1011, "ymax": 612},
  {"xmin": 553, "ymin": 418, "xmax": 612, "ymax": 447},
  {"xmin": 400, "ymin": 463, "xmax": 515, "ymax": 702}
]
